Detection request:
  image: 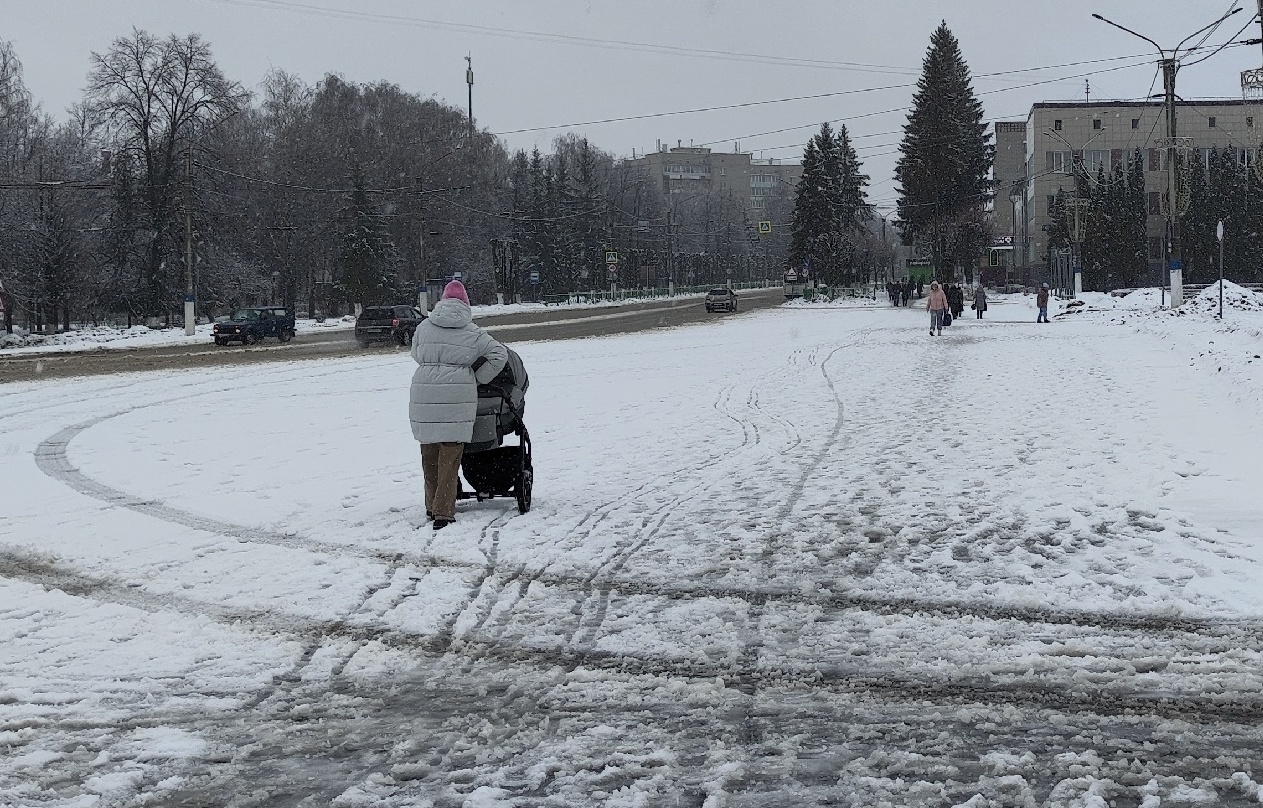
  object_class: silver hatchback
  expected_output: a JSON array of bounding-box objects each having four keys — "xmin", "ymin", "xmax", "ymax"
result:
[{"xmin": 704, "ymin": 287, "xmax": 738, "ymax": 313}]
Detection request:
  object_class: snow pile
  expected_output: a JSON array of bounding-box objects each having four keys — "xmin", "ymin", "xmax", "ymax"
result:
[
  {"xmin": 783, "ymin": 292, "xmax": 878, "ymax": 308},
  {"xmin": 0, "ymin": 317, "xmax": 354, "ymax": 353},
  {"xmin": 1121, "ymin": 287, "xmax": 1166, "ymax": 308},
  {"xmin": 1181, "ymin": 279, "xmax": 1263, "ymax": 316}
]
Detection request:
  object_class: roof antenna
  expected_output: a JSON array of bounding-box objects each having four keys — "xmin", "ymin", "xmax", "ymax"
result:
[{"xmin": 1085, "ymin": 79, "xmax": 1091, "ymax": 103}]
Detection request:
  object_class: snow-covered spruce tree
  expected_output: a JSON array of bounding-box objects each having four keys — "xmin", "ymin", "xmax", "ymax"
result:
[
  {"xmin": 1117, "ymin": 149, "xmax": 1149, "ymax": 289},
  {"xmin": 895, "ymin": 22, "xmax": 993, "ymax": 283},
  {"xmin": 788, "ymin": 122, "xmax": 871, "ymax": 286},
  {"xmin": 1081, "ymin": 162, "xmax": 1113, "ymax": 292},
  {"xmin": 338, "ymin": 165, "xmax": 398, "ymax": 309},
  {"xmin": 1184, "ymin": 149, "xmax": 1216, "ymax": 285}
]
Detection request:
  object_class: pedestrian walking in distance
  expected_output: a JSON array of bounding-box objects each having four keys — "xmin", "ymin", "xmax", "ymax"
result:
[
  {"xmin": 973, "ymin": 285, "xmax": 988, "ymax": 319},
  {"xmin": 926, "ymin": 281, "xmax": 949, "ymax": 336},
  {"xmin": 408, "ymin": 280, "xmax": 508, "ymax": 529},
  {"xmin": 1036, "ymin": 283, "xmax": 1051, "ymax": 323}
]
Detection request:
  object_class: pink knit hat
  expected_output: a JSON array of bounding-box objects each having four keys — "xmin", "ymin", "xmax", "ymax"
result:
[{"xmin": 442, "ymin": 280, "xmax": 470, "ymax": 306}]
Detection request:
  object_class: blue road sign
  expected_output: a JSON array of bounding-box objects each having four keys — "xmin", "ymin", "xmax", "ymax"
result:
[
  {"xmin": 529, "ymin": 270, "xmax": 540, "ymax": 285},
  {"xmin": 1169, "ymin": 260, "xmax": 1184, "ymax": 271}
]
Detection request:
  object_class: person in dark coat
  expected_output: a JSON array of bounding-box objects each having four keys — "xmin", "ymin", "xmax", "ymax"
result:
[
  {"xmin": 409, "ymin": 280, "xmax": 508, "ymax": 529},
  {"xmin": 1036, "ymin": 283, "xmax": 1051, "ymax": 323},
  {"xmin": 973, "ymin": 285, "xmax": 988, "ymax": 318}
]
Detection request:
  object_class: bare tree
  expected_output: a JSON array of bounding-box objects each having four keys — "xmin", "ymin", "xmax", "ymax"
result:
[{"xmin": 86, "ymin": 29, "xmax": 248, "ymax": 320}]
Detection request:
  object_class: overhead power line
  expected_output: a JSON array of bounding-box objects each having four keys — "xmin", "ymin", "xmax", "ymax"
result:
[{"xmin": 206, "ymin": 0, "xmax": 1171, "ymax": 87}]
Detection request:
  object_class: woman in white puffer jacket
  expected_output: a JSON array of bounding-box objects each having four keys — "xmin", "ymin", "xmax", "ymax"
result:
[{"xmin": 408, "ymin": 280, "xmax": 507, "ymax": 529}]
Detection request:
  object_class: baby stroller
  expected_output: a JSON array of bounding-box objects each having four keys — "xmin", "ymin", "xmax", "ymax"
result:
[{"xmin": 458, "ymin": 347, "xmax": 533, "ymax": 514}]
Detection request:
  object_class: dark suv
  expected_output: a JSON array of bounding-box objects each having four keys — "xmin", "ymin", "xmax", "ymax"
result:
[
  {"xmin": 213, "ymin": 307, "xmax": 295, "ymax": 345},
  {"xmin": 355, "ymin": 305, "xmax": 426, "ymax": 347},
  {"xmin": 704, "ymin": 287, "xmax": 738, "ymax": 313}
]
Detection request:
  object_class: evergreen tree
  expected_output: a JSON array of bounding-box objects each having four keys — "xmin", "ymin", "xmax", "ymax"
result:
[
  {"xmin": 788, "ymin": 135, "xmax": 825, "ymax": 278},
  {"xmin": 895, "ymin": 22, "xmax": 993, "ymax": 282},
  {"xmin": 1045, "ymin": 190, "xmax": 1069, "ymax": 270},
  {"xmin": 1081, "ymin": 163, "xmax": 1112, "ymax": 291},
  {"xmin": 1184, "ymin": 149, "xmax": 1215, "ymax": 284},
  {"xmin": 1117, "ymin": 149, "xmax": 1149, "ymax": 289},
  {"xmin": 788, "ymin": 122, "xmax": 871, "ymax": 285},
  {"xmin": 1242, "ymin": 160, "xmax": 1263, "ymax": 283},
  {"xmin": 338, "ymin": 166, "xmax": 397, "ymax": 307}
]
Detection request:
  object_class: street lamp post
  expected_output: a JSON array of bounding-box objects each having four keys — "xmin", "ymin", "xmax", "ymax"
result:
[
  {"xmin": 1046, "ymin": 127, "xmax": 1107, "ymax": 300},
  {"xmin": 1093, "ymin": 6, "xmax": 1242, "ymax": 308},
  {"xmin": 1217, "ymin": 219, "xmax": 1225, "ymax": 319}
]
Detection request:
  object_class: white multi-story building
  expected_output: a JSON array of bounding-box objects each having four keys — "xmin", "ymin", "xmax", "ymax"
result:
[{"xmin": 1004, "ymin": 99, "xmax": 1263, "ymax": 282}]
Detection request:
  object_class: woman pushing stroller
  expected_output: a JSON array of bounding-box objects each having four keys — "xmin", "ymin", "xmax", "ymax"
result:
[{"xmin": 408, "ymin": 280, "xmax": 507, "ymax": 529}]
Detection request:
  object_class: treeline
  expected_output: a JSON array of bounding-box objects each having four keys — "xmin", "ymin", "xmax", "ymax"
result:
[
  {"xmin": 786, "ymin": 122, "xmax": 889, "ymax": 286},
  {"xmin": 0, "ymin": 30, "xmax": 776, "ymax": 334},
  {"xmin": 1184, "ymin": 147, "xmax": 1263, "ymax": 285},
  {"xmin": 1045, "ymin": 151, "xmax": 1148, "ymax": 292},
  {"xmin": 1045, "ymin": 147, "xmax": 1263, "ymax": 292}
]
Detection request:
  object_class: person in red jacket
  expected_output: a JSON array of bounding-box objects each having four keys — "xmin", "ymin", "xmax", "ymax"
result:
[{"xmin": 925, "ymin": 281, "xmax": 949, "ymax": 336}]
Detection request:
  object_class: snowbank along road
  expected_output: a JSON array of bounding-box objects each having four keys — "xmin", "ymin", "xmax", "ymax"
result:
[
  {"xmin": 0, "ymin": 287, "xmax": 785, "ymax": 384},
  {"xmin": 3, "ymin": 292, "xmax": 1263, "ymax": 806}
]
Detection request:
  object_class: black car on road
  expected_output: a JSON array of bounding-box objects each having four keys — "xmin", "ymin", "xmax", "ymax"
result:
[
  {"xmin": 355, "ymin": 305, "xmax": 426, "ymax": 347},
  {"xmin": 213, "ymin": 307, "xmax": 295, "ymax": 345}
]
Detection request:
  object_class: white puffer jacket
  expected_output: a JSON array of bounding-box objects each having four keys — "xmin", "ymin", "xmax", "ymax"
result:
[{"xmin": 408, "ymin": 298, "xmax": 508, "ymax": 444}]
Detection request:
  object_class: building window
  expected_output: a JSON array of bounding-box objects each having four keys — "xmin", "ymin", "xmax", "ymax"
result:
[
  {"xmin": 1249, "ymin": 116, "xmax": 1255, "ymax": 128},
  {"xmin": 1209, "ymin": 116, "xmax": 1217, "ymax": 128},
  {"xmin": 1148, "ymin": 237, "xmax": 1163, "ymax": 260},
  {"xmin": 1054, "ymin": 119, "xmax": 1063, "ymax": 131},
  {"xmin": 751, "ymin": 198, "xmax": 766, "ymax": 209},
  {"xmin": 1239, "ymin": 148, "xmax": 1255, "ymax": 167},
  {"xmin": 1084, "ymin": 149, "xmax": 1110, "ymax": 176},
  {"xmin": 1047, "ymin": 150, "xmax": 1073, "ymax": 174},
  {"xmin": 1093, "ymin": 119, "xmax": 1102, "ymax": 130},
  {"xmin": 1131, "ymin": 118, "xmax": 1140, "ymax": 129},
  {"xmin": 1147, "ymin": 191, "xmax": 1161, "ymax": 216},
  {"xmin": 1047, "ymin": 194, "xmax": 1056, "ymax": 215},
  {"xmin": 1148, "ymin": 149, "xmax": 1161, "ymax": 172}
]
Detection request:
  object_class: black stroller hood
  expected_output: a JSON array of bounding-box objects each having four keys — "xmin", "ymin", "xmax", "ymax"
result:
[{"xmin": 482, "ymin": 347, "xmax": 528, "ymax": 398}]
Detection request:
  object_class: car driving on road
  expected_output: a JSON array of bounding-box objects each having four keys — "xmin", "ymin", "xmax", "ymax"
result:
[
  {"xmin": 704, "ymin": 287, "xmax": 738, "ymax": 313},
  {"xmin": 355, "ymin": 305, "xmax": 426, "ymax": 347},
  {"xmin": 213, "ymin": 307, "xmax": 295, "ymax": 345}
]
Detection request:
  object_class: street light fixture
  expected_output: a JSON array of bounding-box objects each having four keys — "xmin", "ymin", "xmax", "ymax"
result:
[
  {"xmin": 1045, "ymin": 126, "xmax": 1108, "ymax": 299},
  {"xmin": 1092, "ymin": 6, "xmax": 1243, "ymax": 308}
]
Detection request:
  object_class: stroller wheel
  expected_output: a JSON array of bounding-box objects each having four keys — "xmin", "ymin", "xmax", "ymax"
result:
[{"xmin": 516, "ymin": 467, "xmax": 533, "ymax": 514}]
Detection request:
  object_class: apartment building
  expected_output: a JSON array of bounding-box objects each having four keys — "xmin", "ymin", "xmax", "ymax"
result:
[
  {"xmin": 624, "ymin": 141, "xmax": 803, "ymax": 216},
  {"xmin": 1014, "ymin": 100, "xmax": 1263, "ymax": 280}
]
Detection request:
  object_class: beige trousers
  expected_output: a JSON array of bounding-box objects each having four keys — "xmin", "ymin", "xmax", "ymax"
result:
[{"xmin": 421, "ymin": 442, "xmax": 465, "ymax": 521}]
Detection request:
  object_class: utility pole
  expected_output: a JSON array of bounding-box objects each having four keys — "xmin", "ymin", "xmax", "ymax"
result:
[
  {"xmin": 1161, "ymin": 58, "xmax": 1185, "ymax": 308},
  {"xmin": 465, "ymin": 55, "xmax": 474, "ymax": 146},
  {"xmin": 184, "ymin": 146, "xmax": 196, "ymax": 336},
  {"xmin": 1093, "ymin": 6, "xmax": 1241, "ymax": 308}
]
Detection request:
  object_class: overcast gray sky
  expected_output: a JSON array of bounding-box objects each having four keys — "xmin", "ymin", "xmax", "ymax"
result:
[{"xmin": 2, "ymin": 0, "xmax": 1260, "ymax": 210}]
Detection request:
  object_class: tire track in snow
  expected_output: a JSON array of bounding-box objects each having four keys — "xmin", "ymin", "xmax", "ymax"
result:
[
  {"xmin": 735, "ymin": 337, "xmax": 852, "ymax": 747},
  {"xmin": 553, "ymin": 346, "xmax": 819, "ymax": 657},
  {"xmin": 31, "ymin": 407, "xmax": 1263, "ymax": 641},
  {"xmin": 5, "ymin": 547, "xmax": 1263, "ymax": 723}
]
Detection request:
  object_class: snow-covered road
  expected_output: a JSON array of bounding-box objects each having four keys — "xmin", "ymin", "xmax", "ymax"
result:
[{"xmin": 3, "ymin": 294, "xmax": 1263, "ymax": 806}]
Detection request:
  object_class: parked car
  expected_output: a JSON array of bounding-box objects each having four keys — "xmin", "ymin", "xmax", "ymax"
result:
[
  {"xmin": 213, "ymin": 307, "xmax": 295, "ymax": 345},
  {"xmin": 704, "ymin": 287, "xmax": 738, "ymax": 313},
  {"xmin": 355, "ymin": 305, "xmax": 426, "ymax": 347}
]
